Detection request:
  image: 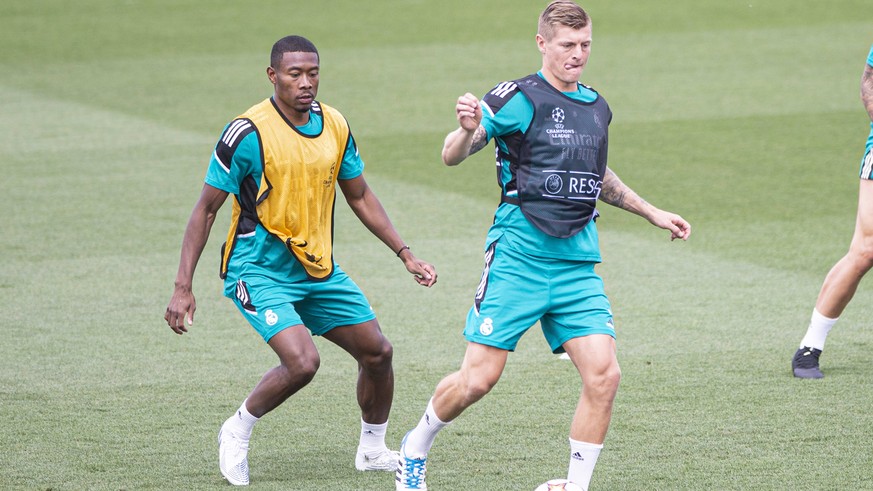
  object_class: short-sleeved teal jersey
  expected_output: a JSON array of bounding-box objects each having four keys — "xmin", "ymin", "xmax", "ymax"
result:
[
  {"xmin": 204, "ymin": 107, "xmax": 364, "ymax": 298},
  {"xmin": 479, "ymin": 72, "xmax": 604, "ymax": 262}
]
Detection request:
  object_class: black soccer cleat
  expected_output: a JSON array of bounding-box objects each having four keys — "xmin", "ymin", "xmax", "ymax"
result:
[{"xmin": 792, "ymin": 346, "xmax": 823, "ymax": 379}]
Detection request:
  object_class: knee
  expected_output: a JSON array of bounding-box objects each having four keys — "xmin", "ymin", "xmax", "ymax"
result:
[
  {"xmin": 586, "ymin": 364, "xmax": 621, "ymax": 401},
  {"xmin": 461, "ymin": 371, "xmax": 499, "ymax": 403},
  {"xmin": 359, "ymin": 338, "xmax": 393, "ymax": 373},
  {"xmin": 604, "ymin": 365, "xmax": 622, "ymax": 393},
  {"xmin": 283, "ymin": 352, "xmax": 320, "ymax": 385},
  {"xmin": 850, "ymin": 244, "xmax": 873, "ymax": 272}
]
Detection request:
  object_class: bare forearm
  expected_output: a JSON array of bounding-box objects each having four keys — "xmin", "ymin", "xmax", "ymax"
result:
[
  {"xmin": 348, "ymin": 190, "xmax": 406, "ymax": 254},
  {"xmin": 599, "ymin": 167, "xmax": 653, "ymax": 218},
  {"xmin": 599, "ymin": 167, "xmax": 692, "ymax": 240},
  {"xmin": 340, "ymin": 176, "xmax": 436, "ymax": 285},
  {"xmin": 174, "ymin": 209, "xmax": 217, "ymax": 290},
  {"xmin": 862, "ymin": 63, "xmax": 873, "ymax": 122},
  {"xmin": 442, "ymin": 126, "xmax": 487, "ymax": 166}
]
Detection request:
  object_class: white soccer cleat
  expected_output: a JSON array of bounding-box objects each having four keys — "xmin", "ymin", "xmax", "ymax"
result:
[
  {"xmin": 355, "ymin": 447, "xmax": 400, "ymax": 471},
  {"xmin": 218, "ymin": 422, "xmax": 250, "ymax": 486},
  {"xmin": 396, "ymin": 432, "xmax": 427, "ymax": 490}
]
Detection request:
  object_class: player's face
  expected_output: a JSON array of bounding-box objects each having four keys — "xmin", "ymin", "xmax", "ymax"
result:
[
  {"xmin": 537, "ymin": 23, "xmax": 592, "ymax": 92},
  {"xmin": 268, "ymin": 51, "xmax": 320, "ymax": 125}
]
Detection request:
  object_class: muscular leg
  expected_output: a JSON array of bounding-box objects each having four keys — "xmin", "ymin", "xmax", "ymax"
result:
[
  {"xmin": 400, "ymin": 342, "xmax": 507, "ymax": 459},
  {"xmin": 245, "ymin": 324, "xmax": 321, "ymax": 418},
  {"xmin": 562, "ymin": 334, "xmax": 620, "ymax": 489},
  {"xmin": 563, "ymin": 334, "xmax": 621, "ymax": 444},
  {"xmin": 323, "ymin": 319, "xmax": 394, "ymax": 424},
  {"xmin": 324, "ymin": 319, "xmax": 400, "ymax": 470},
  {"xmin": 814, "ymin": 179, "xmax": 873, "ymax": 318},
  {"xmin": 218, "ymin": 324, "xmax": 320, "ymax": 485},
  {"xmin": 431, "ymin": 342, "xmax": 508, "ymax": 422}
]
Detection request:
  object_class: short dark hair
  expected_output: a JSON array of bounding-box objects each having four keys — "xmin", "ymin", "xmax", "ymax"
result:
[{"xmin": 270, "ymin": 35, "xmax": 319, "ymax": 68}]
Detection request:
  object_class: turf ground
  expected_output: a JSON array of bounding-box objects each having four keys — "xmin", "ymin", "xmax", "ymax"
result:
[{"xmin": 2, "ymin": 1, "xmax": 873, "ymax": 489}]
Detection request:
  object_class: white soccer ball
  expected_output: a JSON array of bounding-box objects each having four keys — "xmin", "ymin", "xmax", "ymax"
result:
[{"xmin": 534, "ymin": 478, "xmax": 584, "ymax": 491}]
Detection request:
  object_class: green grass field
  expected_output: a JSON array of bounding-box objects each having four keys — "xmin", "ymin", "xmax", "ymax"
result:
[{"xmin": 3, "ymin": 1, "xmax": 873, "ymax": 489}]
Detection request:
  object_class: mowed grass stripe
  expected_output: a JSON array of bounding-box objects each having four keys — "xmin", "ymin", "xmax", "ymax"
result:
[
  {"xmin": 0, "ymin": 85, "xmax": 213, "ymax": 153},
  {"xmin": 0, "ymin": 21, "xmax": 868, "ymax": 142}
]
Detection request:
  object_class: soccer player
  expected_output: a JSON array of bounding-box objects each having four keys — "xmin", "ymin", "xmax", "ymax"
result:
[
  {"xmin": 792, "ymin": 44, "xmax": 873, "ymax": 379},
  {"xmin": 164, "ymin": 35, "xmax": 437, "ymax": 486},
  {"xmin": 395, "ymin": 2, "xmax": 690, "ymax": 490}
]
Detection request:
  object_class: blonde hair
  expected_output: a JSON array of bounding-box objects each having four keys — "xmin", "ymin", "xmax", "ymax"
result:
[{"xmin": 538, "ymin": 1, "xmax": 590, "ymax": 40}]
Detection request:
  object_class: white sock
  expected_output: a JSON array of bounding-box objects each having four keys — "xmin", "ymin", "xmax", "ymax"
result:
[
  {"xmin": 403, "ymin": 399, "xmax": 450, "ymax": 458},
  {"xmin": 567, "ymin": 439, "xmax": 603, "ymax": 491},
  {"xmin": 800, "ymin": 308, "xmax": 838, "ymax": 350},
  {"xmin": 358, "ymin": 419, "xmax": 388, "ymax": 453},
  {"xmin": 225, "ymin": 399, "xmax": 259, "ymax": 440}
]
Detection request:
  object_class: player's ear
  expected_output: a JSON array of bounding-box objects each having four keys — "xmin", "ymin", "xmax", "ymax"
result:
[
  {"xmin": 266, "ymin": 66, "xmax": 277, "ymax": 84},
  {"xmin": 535, "ymin": 33, "xmax": 546, "ymax": 54}
]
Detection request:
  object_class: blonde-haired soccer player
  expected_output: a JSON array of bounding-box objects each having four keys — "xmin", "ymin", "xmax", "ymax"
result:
[{"xmin": 396, "ymin": 2, "xmax": 690, "ymax": 490}]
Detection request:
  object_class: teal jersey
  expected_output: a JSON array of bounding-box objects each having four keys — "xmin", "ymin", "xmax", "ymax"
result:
[
  {"xmin": 204, "ymin": 106, "xmax": 365, "ymax": 297},
  {"xmin": 867, "ymin": 44, "xmax": 873, "ymax": 151},
  {"xmin": 479, "ymin": 72, "xmax": 603, "ymax": 262}
]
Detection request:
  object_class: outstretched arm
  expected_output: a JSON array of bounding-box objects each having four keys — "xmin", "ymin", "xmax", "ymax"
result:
[
  {"xmin": 442, "ymin": 92, "xmax": 488, "ymax": 166},
  {"xmin": 339, "ymin": 175, "xmax": 437, "ymax": 287},
  {"xmin": 165, "ymin": 184, "xmax": 229, "ymax": 333},
  {"xmin": 599, "ymin": 167, "xmax": 691, "ymax": 241}
]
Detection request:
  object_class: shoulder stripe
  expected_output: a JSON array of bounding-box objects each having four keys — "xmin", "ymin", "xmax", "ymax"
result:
[
  {"xmin": 483, "ymin": 80, "xmax": 521, "ymax": 115},
  {"xmin": 215, "ymin": 118, "xmax": 256, "ymax": 174},
  {"xmin": 223, "ymin": 119, "xmax": 252, "ymax": 147},
  {"xmin": 490, "ymin": 81, "xmax": 518, "ymax": 99}
]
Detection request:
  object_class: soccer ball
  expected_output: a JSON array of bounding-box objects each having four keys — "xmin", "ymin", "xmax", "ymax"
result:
[{"xmin": 534, "ymin": 479, "xmax": 584, "ymax": 491}]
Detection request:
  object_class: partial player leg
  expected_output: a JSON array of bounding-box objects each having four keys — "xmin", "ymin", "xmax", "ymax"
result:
[
  {"xmin": 249, "ymin": 324, "xmax": 322, "ymax": 413},
  {"xmin": 794, "ymin": 179, "xmax": 873, "ymax": 378},
  {"xmin": 219, "ymin": 324, "xmax": 320, "ymax": 486},
  {"xmin": 324, "ymin": 319, "xmax": 398, "ymax": 471},
  {"xmin": 396, "ymin": 342, "xmax": 509, "ymax": 490},
  {"xmin": 815, "ymin": 179, "xmax": 873, "ymax": 318},
  {"xmin": 431, "ymin": 342, "xmax": 509, "ymax": 422},
  {"xmin": 562, "ymin": 334, "xmax": 621, "ymax": 491}
]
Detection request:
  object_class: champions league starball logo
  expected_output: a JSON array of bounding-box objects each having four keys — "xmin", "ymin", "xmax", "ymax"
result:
[{"xmin": 551, "ymin": 107, "xmax": 565, "ymax": 124}]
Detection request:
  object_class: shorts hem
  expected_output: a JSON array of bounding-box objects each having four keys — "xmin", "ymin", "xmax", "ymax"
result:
[
  {"xmin": 462, "ymin": 335, "xmax": 516, "ymax": 352},
  {"xmin": 311, "ymin": 313, "xmax": 377, "ymax": 336},
  {"xmin": 550, "ymin": 328, "xmax": 616, "ymax": 354},
  {"xmin": 262, "ymin": 322, "xmax": 303, "ymax": 343}
]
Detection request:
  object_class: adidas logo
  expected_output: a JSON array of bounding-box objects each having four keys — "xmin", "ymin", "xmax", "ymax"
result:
[
  {"xmin": 364, "ymin": 430, "xmax": 375, "ymax": 435},
  {"xmin": 425, "ymin": 414, "xmax": 430, "ymax": 425},
  {"xmin": 571, "ymin": 451, "xmax": 584, "ymax": 461}
]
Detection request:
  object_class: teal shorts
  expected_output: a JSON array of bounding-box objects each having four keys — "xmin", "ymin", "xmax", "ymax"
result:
[
  {"xmin": 860, "ymin": 146, "xmax": 873, "ymax": 180},
  {"xmin": 231, "ymin": 266, "xmax": 376, "ymax": 342},
  {"xmin": 464, "ymin": 238, "xmax": 615, "ymax": 353}
]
